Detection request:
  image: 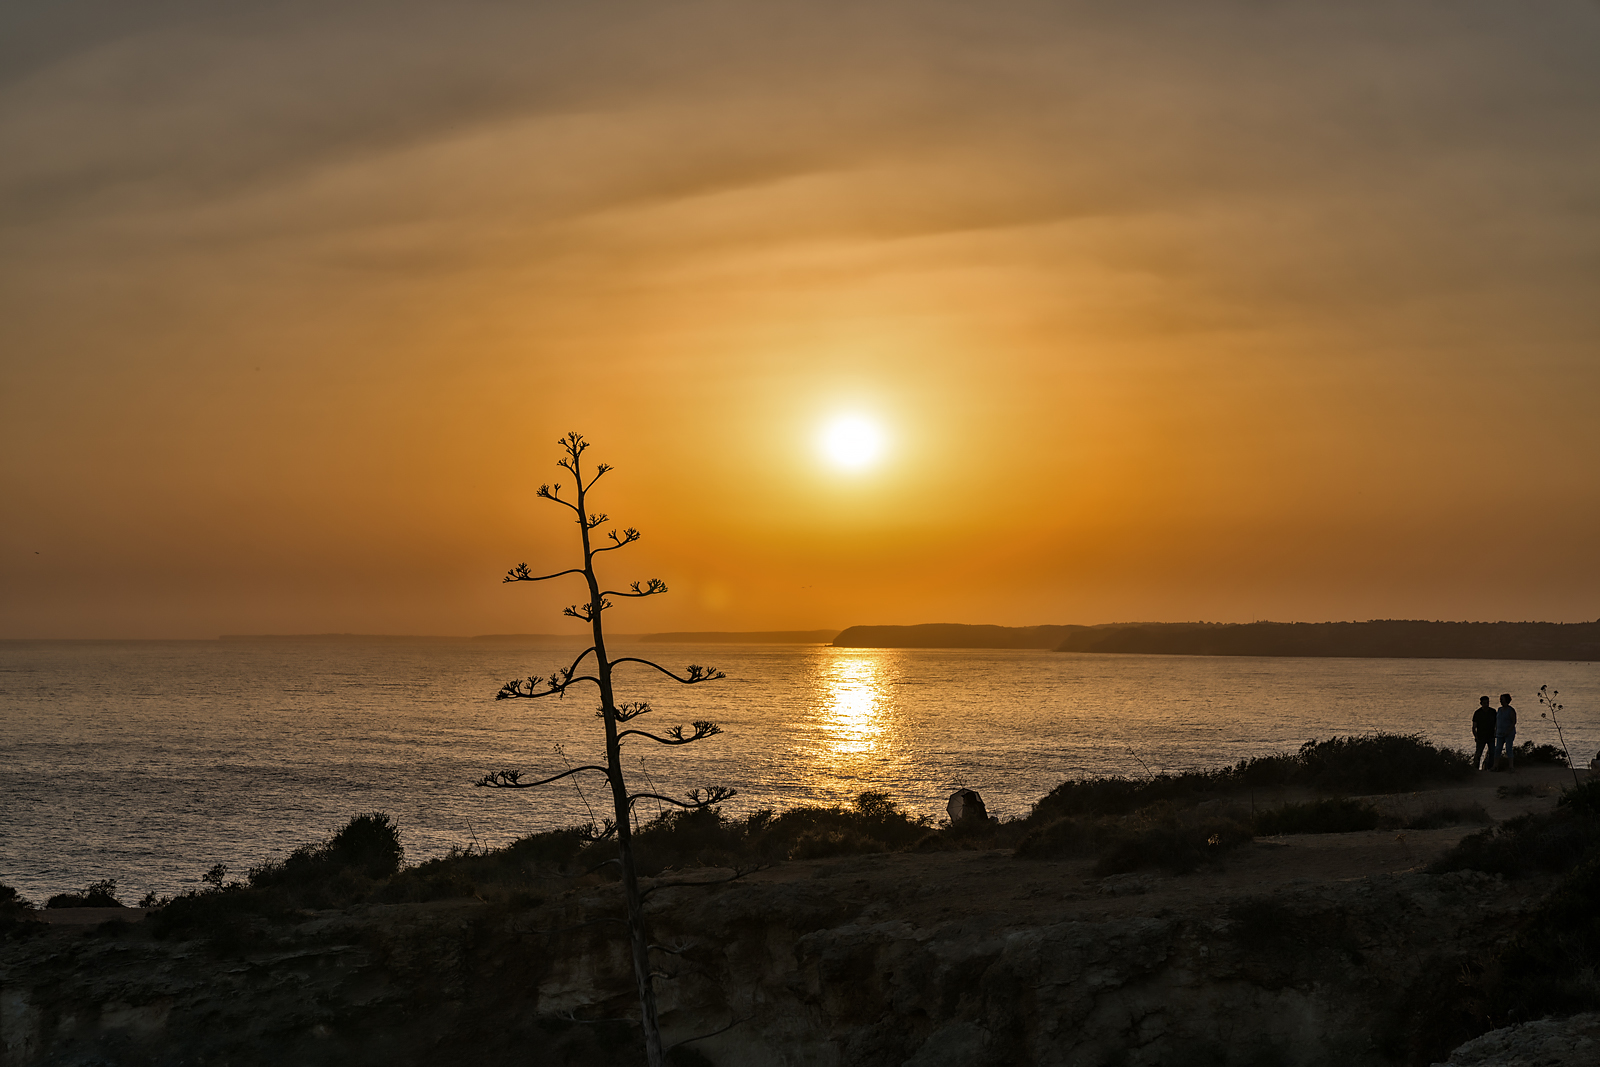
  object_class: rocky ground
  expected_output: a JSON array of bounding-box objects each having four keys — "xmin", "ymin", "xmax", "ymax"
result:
[
  {"xmin": 1432, "ymin": 1013, "xmax": 1600, "ymax": 1067},
  {"xmin": 2, "ymin": 766, "xmax": 1588, "ymax": 1067}
]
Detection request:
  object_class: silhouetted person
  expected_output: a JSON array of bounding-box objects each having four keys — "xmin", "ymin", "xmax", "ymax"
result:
[
  {"xmin": 1494, "ymin": 693, "xmax": 1518, "ymax": 771},
  {"xmin": 1472, "ymin": 696, "xmax": 1496, "ymax": 770}
]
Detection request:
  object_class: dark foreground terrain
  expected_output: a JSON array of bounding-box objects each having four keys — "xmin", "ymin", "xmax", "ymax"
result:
[{"xmin": 5, "ymin": 757, "xmax": 1598, "ymax": 1067}]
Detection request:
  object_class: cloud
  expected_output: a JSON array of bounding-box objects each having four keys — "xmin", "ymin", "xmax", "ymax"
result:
[{"xmin": 3, "ymin": 0, "xmax": 1599, "ymax": 634}]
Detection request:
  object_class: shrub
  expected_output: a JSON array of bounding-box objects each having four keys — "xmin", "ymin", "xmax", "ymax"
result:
[
  {"xmin": 375, "ymin": 861, "xmax": 480, "ymax": 904},
  {"xmin": 248, "ymin": 812, "xmax": 403, "ymax": 892},
  {"xmin": 1013, "ymin": 816, "xmax": 1101, "ymax": 860},
  {"xmin": 149, "ymin": 883, "xmax": 278, "ymax": 940},
  {"xmin": 786, "ymin": 828, "xmax": 887, "ymax": 860},
  {"xmin": 574, "ymin": 792, "xmax": 937, "ymax": 871},
  {"xmin": 1093, "ymin": 810, "xmax": 1254, "ymax": 876},
  {"xmin": 1031, "ymin": 771, "xmax": 1243, "ymax": 821},
  {"xmin": 1255, "ymin": 798, "xmax": 1381, "ymax": 835},
  {"xmin": 326, "ymin": 812, "xmax": 405, "ymax": 877},
  {"xmin": 46, "ymin": 878, "xmax": 122, "ymax": 909},
  {"xmin": 1433, "ymin": 782, "xmax": 1600, "ymax": 879},
  {"xmin": 1408, "ymin": 778, "xmax": 1600, "ymax": 1052},
  {"xmin": 1029, "ymin": 734, "xmax": 1471, "ymax": 826},
  {"xmin": 408, "ymin": 826, "xmax": 589, "ymax": 895},
  {"xmin": 1558, "ymin": 778, "xmax": 1600, "ymax": 817},
  {"xmin": 1295, "ymin": 734, "xmax": 1472, "ymax": 794},
  {"xmin": 757, "ymin": 793, "xmax": 932, "ymax": 860},
  {"xmin": 1514, "ymin": 742, "xmax": 1568, "ymax": 767},
  {"xmin": 0, "ymin": 883, "xmax": 36, "ymax": 919},
  {"xmin": 1496, "ymin": 853, "xmax": 1600, "ymax": 1018},
  {"xmin": 1015, "ymin": 805, "xmax": 1252, "ymax": 874}
]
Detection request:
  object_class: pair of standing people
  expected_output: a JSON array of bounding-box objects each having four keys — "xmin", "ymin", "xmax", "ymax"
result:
[{"xmin": 1471, "ymin": 694, "xmax": 1518, "ymax": 771}]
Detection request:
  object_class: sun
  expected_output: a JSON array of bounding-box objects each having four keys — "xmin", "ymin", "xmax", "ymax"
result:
[{"xmin": 818, "ymin": 414, "xmax": 887, "ymax": 470}]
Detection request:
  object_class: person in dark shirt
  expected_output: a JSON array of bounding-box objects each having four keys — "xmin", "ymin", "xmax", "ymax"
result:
[
  {"xmin": 1471, "ymin": 696, "xmax": 1497, "ymax": 770},
  {"xmin": 1494, "ymin": 693, "xmax": 1518, "ymax": 770}
]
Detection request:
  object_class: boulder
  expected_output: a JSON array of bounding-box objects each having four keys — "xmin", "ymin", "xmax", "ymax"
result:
[
  {"xmin": 946, "ymin": 788, "xmax": 994, "ymax": 827},
  {"xmin": 1432, "ymin": 1012, "xmax": 1600, "ymax": 1066}
]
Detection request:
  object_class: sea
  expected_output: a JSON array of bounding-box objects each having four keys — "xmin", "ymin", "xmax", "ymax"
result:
[{"xmin": 1, "ymin": 637, "xmax": 1595, "ymax": 903}]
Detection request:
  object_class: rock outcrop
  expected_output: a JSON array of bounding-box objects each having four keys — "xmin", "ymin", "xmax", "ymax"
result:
[
  {"xmin": 1431, "ymin": 1012, "xmax": 1600, "ymax": 1067},
  {"xmin": 0, "ymin": 849, "xmax": 1549, "ymax": 1067},
  {"xmin": 946, "ymin": 788, "xmax": 992, "ymax": 827}
]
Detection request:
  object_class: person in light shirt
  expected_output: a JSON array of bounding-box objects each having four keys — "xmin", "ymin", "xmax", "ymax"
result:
[{"xmin": 1493, "ymin": 693, "xmax": 1518, "ymax": 771}]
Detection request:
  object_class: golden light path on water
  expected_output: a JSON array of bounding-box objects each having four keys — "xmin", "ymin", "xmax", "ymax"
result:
[{"xmin": 819, "ymin": 652, "xmax": 889, "ymax": 757}]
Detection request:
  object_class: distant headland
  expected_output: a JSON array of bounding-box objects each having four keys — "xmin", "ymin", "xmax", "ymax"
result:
[{"xmin": 834, "ymin": 620, "xmax": 1600, "ymax": 660}]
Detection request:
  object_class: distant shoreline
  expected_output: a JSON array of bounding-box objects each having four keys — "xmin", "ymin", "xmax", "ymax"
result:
[
  {"xmin": 214, "ymin": 630, "xmax": 841, "ymax": 645},
  {"xmin": 834, "ymin": 620, "xmax": 1600, "ymax": 661},
  {"xmin": 5, "ymin": 620, "xmax": 1596, "ymax": 659}
]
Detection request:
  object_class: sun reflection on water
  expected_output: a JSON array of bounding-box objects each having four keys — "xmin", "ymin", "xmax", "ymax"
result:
[{"xmin": 820, "ymin": 653, "xmax": 888, "ymax": 755}]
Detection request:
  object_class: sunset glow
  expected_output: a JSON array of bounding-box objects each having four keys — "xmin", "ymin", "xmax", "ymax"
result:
[{"xmin": 1, "ymin": 3, "xmax": 1597, "ymax": 638}]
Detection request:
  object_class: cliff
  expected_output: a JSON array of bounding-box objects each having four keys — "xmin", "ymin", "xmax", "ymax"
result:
[{"xmin": 3, "ymin": 771, "xmax": 1585, "ymax": 1067}]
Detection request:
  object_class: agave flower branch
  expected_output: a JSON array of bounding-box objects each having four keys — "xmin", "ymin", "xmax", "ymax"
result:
[{"xmin": 474, "ymin": 432, "xmax": 732, "ymax": 1067}]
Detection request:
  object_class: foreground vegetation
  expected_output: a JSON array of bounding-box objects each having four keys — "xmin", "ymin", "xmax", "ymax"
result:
[
  {"xmin": 1416, "ymin": 778, "xmax": 1600, "ymax": 1039},
  {"xmin": 2, "ymin": 732, "xmax": 1533, "ymax": 930},
  {"xmin": 6, "ymin": 734, "xmax": 1595, "ymax": 1064}
]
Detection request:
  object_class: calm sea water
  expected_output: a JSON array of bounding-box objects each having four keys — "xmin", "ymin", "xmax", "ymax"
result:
[{"xmin": 1, "ymin": 638, "xmax": 1594, "ymax": 903}]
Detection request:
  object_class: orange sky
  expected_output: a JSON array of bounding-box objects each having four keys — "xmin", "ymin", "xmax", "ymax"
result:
[{"xmin": 3, "ymin": 1, "xmax": 1598, "ymax": 638}]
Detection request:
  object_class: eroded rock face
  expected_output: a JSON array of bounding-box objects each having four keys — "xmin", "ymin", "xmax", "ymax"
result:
[
  {"xmin": 1431, "ymin": 1013, "xmax": 1600, "ymax": 1067},
  {"xmin": 0, "ymin": 861, "xmax": 1544, "ymax": 1067}
]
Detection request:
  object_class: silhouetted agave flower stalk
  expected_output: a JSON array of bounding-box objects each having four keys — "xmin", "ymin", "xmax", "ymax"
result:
[
  {"xmin": 1538, "ymin": 684, "xmax": 1580, "ymax": 790},
  {"xmin": 476, "ymin": 432, "xmax": 731, "ymax": 1067}
]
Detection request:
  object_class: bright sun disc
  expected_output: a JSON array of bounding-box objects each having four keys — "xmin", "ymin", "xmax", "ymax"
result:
[{"xmin": 820, "ymin": 415, "xmax": 886, "ymax": 470}]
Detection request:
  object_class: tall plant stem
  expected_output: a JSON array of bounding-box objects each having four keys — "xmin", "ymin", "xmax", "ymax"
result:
[{"xmin": 575, "ymin": 460, "xmax": 665, "ymax": 1067}]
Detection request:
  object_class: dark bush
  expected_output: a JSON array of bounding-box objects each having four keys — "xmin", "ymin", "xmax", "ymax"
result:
[
  {"xmin": 1294, "ymin": 734, "xmax": 1471, "ymax": 794},
  {"xmin": 375, "ymin": 860, "xmax": 480, "ymax": 904},
  {"xmin": 326, "ymin": 812, "xmax": 405, "ymax": 877},
  {"xmin": 1417, "ymin": 789, "xmax": 1600, "ymax": 1049},
  {"xmin": 1514, "ymin": 741, "xmax": 1568, "ymax": 767},
  {"xmin": 248, "ymin": 812, "xmax": 403, "ymax": 892},
  {"xmin": 149, "ymin": 883, "xmax": 282, "ymax": 939},
  {"xmin": 1014, "ymin": 816, "xmax": 1100, "ymax": 860},
  {"xmin": 1029, "ymin": 734, "xmax": 1471, "ymax": 826},
  {"xmin": 758, "ymin": 793, "xmax": 932, "ymax": 860},
  {"xmin": 1, "ymin": 882, "xmax": 36, "ymax": 919},
  {"xmin": 1558, "ymin": 778, "xmax": 1600, "ymax": 817},
  {"xmin": 1255, "ymin": 798, "xmax": 1380, "ymax": 835},
  {"xmin": 1015, "ymin": 805, "xmax": 1252, "ymax": 874},
  {"xmin": 617, "ymin": 805, "xmax": 745, "ymax": 872},
  {"xmin": 1092, "ymin": 811, "xmax": 1254, "ymax": 875},
  {"xmin": 1433, "ymin": 781, "xmax": 1600, "ymax": 879},
  {"xmin": 1496, "ymin": 854, "xmax": 1600, "ymax": 1019},
  {"xmin": 46, "ymin": 878, "xmax": 122, "ymax": 909},
  {"xmin": 786, "ymin": 828, "xmax": 887, "ymax": 860},
  {"xmin": 411, "ymin": 826, "xmax": 589, "ymax": 894},
  {"xmin": 571, "ymin": 792, "xmax": 936, "ymax": 873},
  {"xmin": 1032, "ymin": 771, "xmax": 1244, "ymax": 821}
]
